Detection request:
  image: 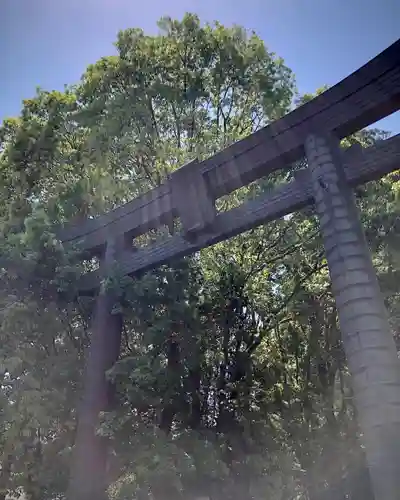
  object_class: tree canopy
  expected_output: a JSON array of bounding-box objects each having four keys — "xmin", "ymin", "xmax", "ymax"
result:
[{"xmin": 0, "ymin": 13, "xmax": 399, "ymax": 500}]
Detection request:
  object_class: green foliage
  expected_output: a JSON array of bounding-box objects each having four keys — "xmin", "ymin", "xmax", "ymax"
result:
[{"xmin": 0, "ymin": 12, "xmax": 398, "ymax": 500}]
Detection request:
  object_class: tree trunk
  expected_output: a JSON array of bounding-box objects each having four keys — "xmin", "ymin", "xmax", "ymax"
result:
[
  {"xmin": 67, "ymin": 238, "xmax": 124, "ymax": 500},
  {"xmin": 160, "ymin": 332, "xmax": 182, "ymax": 434},
  {"xmin": 0, "ymin": 454, "xmax": 12, "ymax": 500},
  {"xmin": 188, "ymin": 365, "xmax": 202, "ymax": 429},
  {"xmin": 153, "ymin": 333, "xmax": 183, "ymax": 500},
  {"xmin": 304, "ymin": 132, "xmax": 400, "ymax": 500}
]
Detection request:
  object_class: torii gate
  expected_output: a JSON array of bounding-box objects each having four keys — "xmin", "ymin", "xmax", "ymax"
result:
[{"xmin": 60, "ymin": 40, "xmax": 400, "ymax": 500}]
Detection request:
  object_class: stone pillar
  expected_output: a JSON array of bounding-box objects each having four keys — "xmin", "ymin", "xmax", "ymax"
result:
[
  {"xmin": 304, "ymin": 132, "xmax": 400, "ymax": 500},
  {"xmin": 67, "ymin": 237, "xmax": 125, "ymax": 500}
]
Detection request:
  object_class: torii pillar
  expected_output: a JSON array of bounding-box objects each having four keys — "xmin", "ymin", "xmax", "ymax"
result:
[
  {"xmin": 304, "ymin": 132, "xmax": 400, "ymax": 500},
  {"xmin": 67, "ymin": 236, "xmax": 126, "ymax": 500}
]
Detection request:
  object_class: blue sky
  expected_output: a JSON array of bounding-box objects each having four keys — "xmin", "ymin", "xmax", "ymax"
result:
[{"xmin": 1, "ymin": 0, "xmax": 399, "ymax": 132}]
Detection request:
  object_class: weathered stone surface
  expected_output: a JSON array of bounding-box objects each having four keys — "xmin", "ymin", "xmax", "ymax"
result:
[{"xmin": 305, "ymin": 131, "xmax": 400, "ymax": 500}]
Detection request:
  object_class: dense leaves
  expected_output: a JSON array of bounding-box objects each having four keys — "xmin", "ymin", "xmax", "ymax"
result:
[{"xmin": 0, "ymin": 13, "xmax": 399, "ymax": 500}]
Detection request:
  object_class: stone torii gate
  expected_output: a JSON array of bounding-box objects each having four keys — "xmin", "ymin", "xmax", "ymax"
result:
[{"xmin": 60, "ymin": 40, "xmax": 400, "ymax": 500}]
